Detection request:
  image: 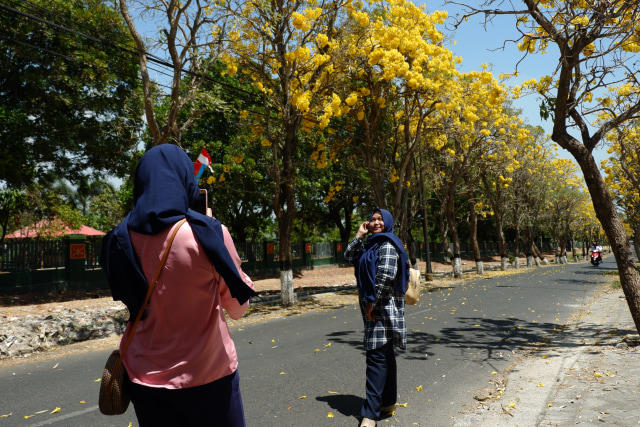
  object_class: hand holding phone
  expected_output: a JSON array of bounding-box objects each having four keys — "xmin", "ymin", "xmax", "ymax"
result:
[{"xmin": 193, "ymin": 189, "xmax": 209, "ymax": 216}]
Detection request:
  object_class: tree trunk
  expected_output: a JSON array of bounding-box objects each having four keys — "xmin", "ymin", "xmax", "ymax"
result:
[
  {"xmin": 495, "ymin": 217, "xmax": 508, "ymax": 271},
  {"xmin": 525, "ymin": 226, "xmax": 535, "ymax": 267},
  {"xmin": 437, "ymin": 204, "xmax": 452, "ymax": 263},
  {"xmin": 532, "ymin": 244, "xmax": 547, "ymax": 265},
  {"xmin": 514, "ymin": 225, "xmax": 521, "ymax": 269},
  {"xmin": 467, "ymin": 195, "xmax": 483, "ymax": 275},
  {"xmin": 277, "ymin": 208, "xmax": 296, "ymax": 306},
  {"xmin": 406, "ymin": 234, "xmax": 418, "ymax": 269},
  {"xmin": 419, "ymin": 167, "xmax": 433, "ymax": 276},
  {"xmin": 274, "ymin": 130, "xmax": 298, "ymax": 307},
  {"xmin": 445, "ymin": 201, "xmax": 463, "ymax": 278},
  {"xmin": 634, "ymin": 226, "xmax": 640, "ymax": 263}
]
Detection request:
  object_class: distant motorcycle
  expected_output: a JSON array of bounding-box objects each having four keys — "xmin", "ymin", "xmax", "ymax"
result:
[{"xmin": 591, "ymin": 251, "xmax": 602, "ymax": 267}]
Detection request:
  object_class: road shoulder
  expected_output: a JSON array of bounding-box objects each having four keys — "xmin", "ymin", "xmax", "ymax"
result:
[{"xmin": 452, "ymin": 284, "xmax": 639, "ymax": 427}]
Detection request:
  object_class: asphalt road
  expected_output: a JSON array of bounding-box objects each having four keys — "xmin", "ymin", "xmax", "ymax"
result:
[{"xmin": 0, "ymin": 256, "xmax": 616, "ymax": 426}]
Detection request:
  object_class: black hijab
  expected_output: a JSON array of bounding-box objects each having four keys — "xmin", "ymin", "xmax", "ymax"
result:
[{"xmin": 100, "ymin": 144, "xmax": 257, "ymax": 320}]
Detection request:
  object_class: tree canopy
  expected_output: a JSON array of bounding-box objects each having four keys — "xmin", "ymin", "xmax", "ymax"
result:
[{"xmin": 0, "ymin": 0, "xmax": 143, "ymax": 188}]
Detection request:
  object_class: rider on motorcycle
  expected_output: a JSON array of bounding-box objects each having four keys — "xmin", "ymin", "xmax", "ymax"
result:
[{"xmin": 589, "ymin": 241, "xmax": 603, "ymax": 264}]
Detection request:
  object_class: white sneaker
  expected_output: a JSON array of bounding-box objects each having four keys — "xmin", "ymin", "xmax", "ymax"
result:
[{"xmin": 360, "ymin": 417, "xmax": 376, "ymax": 427}]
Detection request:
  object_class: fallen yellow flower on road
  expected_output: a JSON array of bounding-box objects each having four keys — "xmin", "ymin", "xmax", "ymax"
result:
[
  {"xmin": 327, "ymin": 412, "xmax": 334, "ymax": 418},
  {"xmin": 299, "ymin": 396, "xmax": 307, "ymax": 399},
  {"xmin": 508, "ymin": 402, "xmax": 516, "ymax": 409},
  {"xmin": 594, "ymin": 372, "xmax": 602, "ymax": 377},
  {"xmin": 416, "ymin": 385, "xmax": 423, "ymax": 391},
  {"xmin": 50, "ymin": 408, "xmax": 60, "ymax": 414},
  {"xmin": 0, "ymin": 413, "xmax": 11, "ymax": 418},
  {"xmin": 538, "ymin": 382, "xmax": 544, "ymax": 387},
  {"xmin": 398, "ymin": 403, "xmax": 407, "ymax": 408}
]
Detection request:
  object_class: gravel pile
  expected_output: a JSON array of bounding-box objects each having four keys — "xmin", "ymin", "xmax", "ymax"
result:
[{"xmin": 0, "ymin": 306, "xmax": 128, "ymax": 359}]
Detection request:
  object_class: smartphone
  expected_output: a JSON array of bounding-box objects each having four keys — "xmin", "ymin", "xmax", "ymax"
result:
[{"xmin": 192, "ymin": 189, "xmax": 208, "ymax": 216}]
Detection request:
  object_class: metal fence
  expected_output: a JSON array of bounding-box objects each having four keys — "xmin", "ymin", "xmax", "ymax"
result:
[
  {"xmin": 271, "ymin": 242, "xmax": 304, "ymax": 263},
  {"xmin": 0, "ymin": 238, "xmax": 105, "ymax": 272},
  {"xmin": 1, "ymin": 239, "xmax": 66, "ymax": 272},
  {"xmin": 85, "ymin": 239, "xmax": 102, "ymax": 270},
  {"xmin": 235, "ymin": 241, "xmax": 264, "ymax": 262},
  {"xmin": 312, "ymin": 242, "xmax": 334, "ymax": 259},
  {"xmin": 1, "ymin": 236, "xmax": 562, "ymax": 274}
]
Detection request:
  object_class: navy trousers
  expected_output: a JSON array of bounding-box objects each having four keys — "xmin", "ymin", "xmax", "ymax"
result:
[
  {"xmin": 361, "ymin": 342, "xmax": 397, "ymax": 420},
  {"xmin": 127, "ymin": 369, "xmax": 245, "ymax": 426}
]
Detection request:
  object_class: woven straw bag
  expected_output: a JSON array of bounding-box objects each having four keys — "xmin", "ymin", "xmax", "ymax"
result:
[
  {"xmin": 405, "ymin": 268, "xmax": 421, "ymax": 305},
  {"xmin": 99, "ymin": 219, "xmax": 186, "ymax": 416},
  {"xmin": 99, "ymin": 350, "xmax": 130, "ymax": 415}
]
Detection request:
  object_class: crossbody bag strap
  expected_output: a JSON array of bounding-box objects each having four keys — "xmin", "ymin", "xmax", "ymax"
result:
[{"xmin": 107, "ymin": 218, "xmax": 187, "ymax": 393}]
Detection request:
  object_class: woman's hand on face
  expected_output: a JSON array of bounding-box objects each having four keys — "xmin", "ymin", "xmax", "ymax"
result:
[{"xmin": 356, "ymin": 222, "xmax": 370, "ymax": 239}]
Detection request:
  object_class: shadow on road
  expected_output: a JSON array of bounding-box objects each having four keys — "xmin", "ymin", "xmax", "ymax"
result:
[
  {"xmin": 571, "ymin": 266, "xmax": 618, "ymax": 274},
  {"xmin": 316, "ymin": 393, "xmax": 362, "ymax": 419},
  {"xmin": 326, "ymin": 260, "xmax": 625, "ymax": 372}
]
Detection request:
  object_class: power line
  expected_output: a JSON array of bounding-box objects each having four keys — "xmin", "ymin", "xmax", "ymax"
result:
[
  {"xmin": 0, "ymin": 1, "xmax": 302, "ymax": 128},
  {"xmin": 5, "ymin": 0, "xmax": 178, "ymax": 86},
  {"xmin": 0, "ymin": 34, "xmax": 175, "ymax": 92},
  {"xmin": 0, "ymin": 1, "xmax": 260, "ymax": 102},
  {"xmin": 6, "ymin": 0, "xmax": 175, "ymax": 77}
]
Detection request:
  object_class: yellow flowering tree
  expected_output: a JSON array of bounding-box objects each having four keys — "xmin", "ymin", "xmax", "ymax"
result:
[
  {"xmin": 603, "ymin": 123, "xmax": 640, "ymax": 260},
  {"xmin": 506, "ymin": 130, "xmax": 558, "ymax": 266},
  {"xmin": 572, "ymin": 199, "xmax": 601, "ymax": 260},
  {"xmin": 543, "ymin": 158, "xmax": 587, "ymax": 263},
  {"xmin": 452, "ymin": 0, "xmax": 640, "ymax": 333},
  {"xmin": 424, "ymin": 70, "xmax": 520, "ymax": 277},
  {"xmin": 480, "ymin": 123, "xmax": 543, "ymax": 270},
  {"xmin": 337, "ymin": 0, "xmax": 457, "ymax": 239},
  {"xmin": 222, "ymin": 0, "xmax": 349, "ymax": 305}
]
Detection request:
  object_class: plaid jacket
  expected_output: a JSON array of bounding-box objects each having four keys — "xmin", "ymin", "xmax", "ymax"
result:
[{"xmin": 344, "ymin": 237, "xmax": 406, "ymax": 350}]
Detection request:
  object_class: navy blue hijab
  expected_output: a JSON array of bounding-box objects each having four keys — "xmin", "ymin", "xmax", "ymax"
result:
[
  {"xmin": 100, "ymin": 144, "xmax": 257, "ymax": 320},
  {"xmin": 355, "ymin": 209, "xmax": 409, "ymax": 304}
]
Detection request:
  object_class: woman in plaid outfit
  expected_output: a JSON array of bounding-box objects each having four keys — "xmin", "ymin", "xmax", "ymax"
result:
[{"xmin": 344, "ymin": 208, "xmax": 409, "ymax": 427}]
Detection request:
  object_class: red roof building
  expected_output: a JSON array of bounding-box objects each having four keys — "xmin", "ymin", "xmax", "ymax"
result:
[{"xmin": 5, "ymin": 218, "xmax": 106, "ymax": 239}]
